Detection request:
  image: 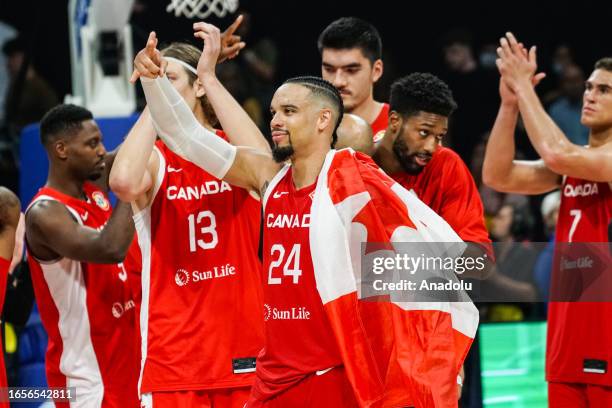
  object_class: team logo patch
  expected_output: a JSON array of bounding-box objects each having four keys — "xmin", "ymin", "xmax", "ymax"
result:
[
  {"xmin": 373, "ymin": 130, "xmax": 386, "ymax": 143},
  {"xmin": 91, "ymin": 191, "xmax": 110, "ymax": 211},
  {"xmin": 263, "ymin": 303, "xmax": 272, "ymax": 321},
  {"xmin": 111, "ymin": 302, "xmax": 124, "ymax": 318},
  {"xmin": 175, "ymin": 269, "xmax": 190, "ymax": 287}
]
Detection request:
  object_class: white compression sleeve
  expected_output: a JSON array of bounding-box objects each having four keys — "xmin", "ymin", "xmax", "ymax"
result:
[{"xmin": 140, "ymin": 76, "xmax": 237, "ymax": 179}]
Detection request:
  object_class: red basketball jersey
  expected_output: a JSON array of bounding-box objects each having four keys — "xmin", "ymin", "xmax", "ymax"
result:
[
  {"xmin": 26, "ymin": 184, "xmax": 139, "ymax": 408},
  {"xmin": 0, "ymin": 257, "xmax": 9, "ymax": 408},
  {"xmin": 249, "ymin": 166, "xmax": 343, "ymax": 403},
  {"xmin": 390, "ymin": 147, "xmax": 492, "ymax": 253},
  {"xmin": 136, "ymin": 139, "xmax": 264, "ymax": 394},
  {"xmin": 371, "ymin": 103, "xmax": 390, "ymax": 143},
  {"xmin": 547, "ymin": 177, "xmax": 612, "ymax": 385}
]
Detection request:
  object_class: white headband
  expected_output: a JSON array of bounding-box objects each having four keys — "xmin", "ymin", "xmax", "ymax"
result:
[{"xmin": 164, "ymin": 57, "xmax": 197, "ymax": 75}]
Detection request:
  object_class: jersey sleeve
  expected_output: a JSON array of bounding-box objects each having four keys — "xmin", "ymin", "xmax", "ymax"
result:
[{"xmin": 438, "ymin": 151, "xmax": 494, "ymax": 258}]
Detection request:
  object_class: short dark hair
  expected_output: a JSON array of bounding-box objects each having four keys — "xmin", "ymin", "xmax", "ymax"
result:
[
  {"xmin": 317, "ymin": 17, "xmax": 382, "ymax": 64},
  {"xmin": 283, "ymin": 76, "xmax": 344, "ymax": 147},
  {"xmin": 390, "ymin": 73, "xmax": 457, "ymax": 118},
  {"xmin": 39, "ymin": 104, "xmax": 94, "ymax": 146},
  {"xmin": 594, "ymin": 57, "xmax": 612, "ymax": 72}
]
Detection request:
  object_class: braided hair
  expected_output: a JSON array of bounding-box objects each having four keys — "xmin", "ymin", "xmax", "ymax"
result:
[{"xmin": 283, "ymin": 76, "xmax": 344, "ymax": 147}]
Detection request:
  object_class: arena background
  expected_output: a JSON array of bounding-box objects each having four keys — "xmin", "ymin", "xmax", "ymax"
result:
[{"xmin": 1, "ymin": 0, "xmax": 611, "ymax": 407}]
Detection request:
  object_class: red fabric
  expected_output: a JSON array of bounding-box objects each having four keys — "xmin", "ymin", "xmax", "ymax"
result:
[
  {"xmin": 319, "ymin": 150, "xmax": 476, "ymax": 408},
  {"xmin": 139, "ymin": 140, "xmax": 263, "ymax": 393},
  {"xmin": 548, "ymin": 382, "xmax": 612, "ymax": 408},
  {"xmin": 149, "ymin": 387, "xmax": 251, "ymax": 408},
  {"xmin": 547, "ymin": 178, "xmax": 612, "ymax": 386},
  {"xmin": 0, "ymin": 257, "xmax": 9, "ymax": 408},
  {"xmin": 26, "ymin": 184, "xmax": 139, "ymax": 407},
  {"xmin": 391, "ymin": 147, "xmax": 493, "ymax": 258},
  {"xmin": 249, "ymin": 367, "xmax": 358, "ymax": 408},
  {"xmin": 250, "ymin": 168, "xmax": 344, "ymax": 403},
  {"xmin": 370, "ymin": 103, "xmax": 390, "ymax": 141}
]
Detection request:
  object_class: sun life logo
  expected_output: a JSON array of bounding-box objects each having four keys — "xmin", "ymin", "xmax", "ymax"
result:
[
  {"xmin": 263, "ymin": 303, "xmax": 272, "ymax": 321},
  {"xmin": 175, "ymin": 269, "xmax": 190, "ymax": 287},
  {"xmin": 111, "ymin": 302, "xmax": 124, "ymax": 318},
  {"xmin": 91, "ymin": 191, "xmax": 110, "ymax": 211}
]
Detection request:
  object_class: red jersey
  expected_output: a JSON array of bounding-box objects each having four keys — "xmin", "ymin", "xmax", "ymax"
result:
[
  {"xmin": 371, "ymin": 102, "xmax": 390, "ymax": 143},
  {"xmin": 547, "ymin": 177, "xmax": 612, "ymax": 385},
  {"xmin": 26, "ymin": 184, "xmax": 139, "ymax": 408},
  {"xmin": 390, "ymin": 147, "xmax": 492, "ymax": 252},
  {"xmin": 0, "ymin": 257, "xmax": 9, "ymax": 407},
  {"xmin": 135, "ymin": 139, "xmax": 263, "ymax": 394},
  {"xmin": 250, "ymin": 165, "xmax": 343, "ymax": 403}
]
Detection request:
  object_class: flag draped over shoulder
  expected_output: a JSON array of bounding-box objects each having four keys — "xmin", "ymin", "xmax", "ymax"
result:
[{"xmin": 309, "ymin": 149, "xmax": 479, "ymax": 408}]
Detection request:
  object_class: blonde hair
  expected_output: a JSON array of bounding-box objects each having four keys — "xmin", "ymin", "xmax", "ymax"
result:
[{"xmin": 161, "ymin": 42, "xmax": 218, "ymax": 127}]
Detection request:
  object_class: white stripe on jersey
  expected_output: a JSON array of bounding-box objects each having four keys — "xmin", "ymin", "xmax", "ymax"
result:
[{"xmin": 27, "ymin": 196, "xmax": 104, "ymax": 407}]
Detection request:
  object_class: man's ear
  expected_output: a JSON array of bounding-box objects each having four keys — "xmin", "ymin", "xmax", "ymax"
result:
[
  {"xmin": 388, "ymin": 110, "xmax": 403, "ymax": 136},
  {"xmin": 54, "ymin": 140, "xmax": 68, "ymax": 160},
  {"xmin": 318, "ymin": 108, "xmax": 333, "ymax": 132},
  {"xmin": 371, "ymin": 58, "xmax": 383, "ymax": 83},
  {"xmin": 194, "ymin": 78, "xmax": 206, "ymax": 98}
]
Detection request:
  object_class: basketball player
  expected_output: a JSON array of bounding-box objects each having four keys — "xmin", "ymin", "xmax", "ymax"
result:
[
  {"xmin": 24, "ymin": 104, "xmax": 138, "ymax": 407},
  {"xmin": 0, "ymin": 187, "xmax": 20, "ymax": 407},
  {"xmin": 134, "ymin": 22, "xmax": 477, "ymax": 407},
  {"xmin": 110, "ymin": 36, "xmax": 265, "ymax": 408},
  {"xmin": 318, "ymin": 17, "xmax": 389, "ymax": 139},
  {"xmin": 483, "ymin": 33, "xmax": 612, "ymax": 407}
]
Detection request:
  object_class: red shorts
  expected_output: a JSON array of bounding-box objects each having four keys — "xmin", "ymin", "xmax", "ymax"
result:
[
  {"xmin": 141, "ymin": 387, "xmax": 250, "ymax": 408},
  {"xmin": 548, "ymin": 382, "xmax": 612, "ymax": 407},
  {"xmin": 247, "ymin": 367, "xmax": 358, "ymax": 408}
]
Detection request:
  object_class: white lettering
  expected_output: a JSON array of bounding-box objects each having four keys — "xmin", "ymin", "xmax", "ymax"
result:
[
  {"xmin": 166, "ymin": 181, "xmax": 233, "ymax": 200},
  {"xmin": 564, "ymin": 182, "xmax": 599, "ymax": 198}
]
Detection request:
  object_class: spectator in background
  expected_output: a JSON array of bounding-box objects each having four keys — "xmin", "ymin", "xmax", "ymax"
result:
[
  {"xmin": 548, "ymin": 64, "xmax": 590, "ymax": 146},
  {"xmin": 3, "ymin": 37, "xmax": 58, "ymax": 131},
  {"xmin": 0, "ymin": 21, "xmax": 17, "ymax": 126},
  {"xmin": 439, "ymin": 29, "xmax": 498, "ymax": 165},
  {"xmin": 533, "ymin": 190, "xmax": 561, "ymax": 305},
  {"xmin": 235, "ymin": 10, "xmax": 278, "ymax": 124},
  {"xmin": 217, "ymin": 60, "xmax": 265, "ymax": 131},
  {"xmin": 487, "ymin": 202, "xmax": 539, "ymax": 321}
]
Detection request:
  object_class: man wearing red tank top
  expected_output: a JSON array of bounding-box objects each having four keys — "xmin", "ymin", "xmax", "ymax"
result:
[
  {"xmin": 24, "ymin": 105, "xmax": 139, "ymax": 407},
  {"xmin": 134, "ymin": 21, "xmax": 479, "ymax": 407},
  {"xmin": 0, "ymin": 187, "xmax": 20, "ymax": 407},
  {"xmin": 318, "ymin": 17, "xmax": 389, "ymax": 141},
  {"xmin": 483, "ymin": 33, "xmax": 612, "ymax": 407},
  {"xmin": 111, "ymin": 31, "xmax": 265, "ymax": 408}
]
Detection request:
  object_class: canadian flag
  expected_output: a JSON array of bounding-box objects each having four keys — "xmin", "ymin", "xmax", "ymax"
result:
[{"xmin": 310, "ymin": 149, "xmax": 478, "ymax": 407}]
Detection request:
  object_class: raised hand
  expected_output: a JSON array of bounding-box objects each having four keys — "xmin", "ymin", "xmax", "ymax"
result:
[
  {"xmin": 130, "ymin": 31, "xmax": 166, "ymax": 83},
  {"xmin": 496, "ymin": 34, "xmax": 546, "ymax": 104},
  {"xmin": 193, "ymin": 22, "xmax": 222, "ymax": 80},
  {"xmin": 219, "ymin": 14, "xmax": 246, "ymax": 63},
  {"xmin": 496, "ymin": 32, "xmax": 542, "ymax": 92}
]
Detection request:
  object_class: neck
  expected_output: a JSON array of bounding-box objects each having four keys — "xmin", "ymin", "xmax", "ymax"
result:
[
  {"xmin": 349, "ymin": 95, "xmax": 382, "ymax": 125},
  {"xmin": 291, "ymin": 146, "xmax": 329, "ymax": 189},
  {"xmin": 46, "ymin": 166, "xmax": 86, "ymax": 199},
  {"xmin": 588, "ymin": 126, "xmax": 612, "ymax": 148},
  {"xmin": 372, "ymin": 130, "xmax": 402, "ymax": 174}
]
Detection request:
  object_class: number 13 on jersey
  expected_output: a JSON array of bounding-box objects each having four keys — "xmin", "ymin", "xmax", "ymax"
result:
[{"xmin": 188, "ymin": 211, "xmax": 218, "ymax": 252}]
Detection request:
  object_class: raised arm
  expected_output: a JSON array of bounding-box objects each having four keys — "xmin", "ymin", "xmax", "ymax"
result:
[
  {"xmin": 109, "ymin": 106, "xmax": 159, "ymax": 207},
  {"xmin": 498, "ymin": 33, "xmax": 612, "ymax": 181},
  {"xmin": 25, "ymin": 200, "xmax": 134, "ymax": 264},
  {"xmin": 482, "ymin": 47, "xmax": 561, "ymax": 194},
  {"xmin": 193, "ymin": 22, "xmax": 271, "ymax": 153}
]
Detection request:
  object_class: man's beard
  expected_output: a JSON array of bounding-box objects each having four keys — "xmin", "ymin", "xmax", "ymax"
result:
[
  {"xmin": 272, "ymin": 144, "xmax": 295, "ymax": 163},
  {"xmin": 392, "ymin": 136, "xmax": 425, "ymax": 175}
]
